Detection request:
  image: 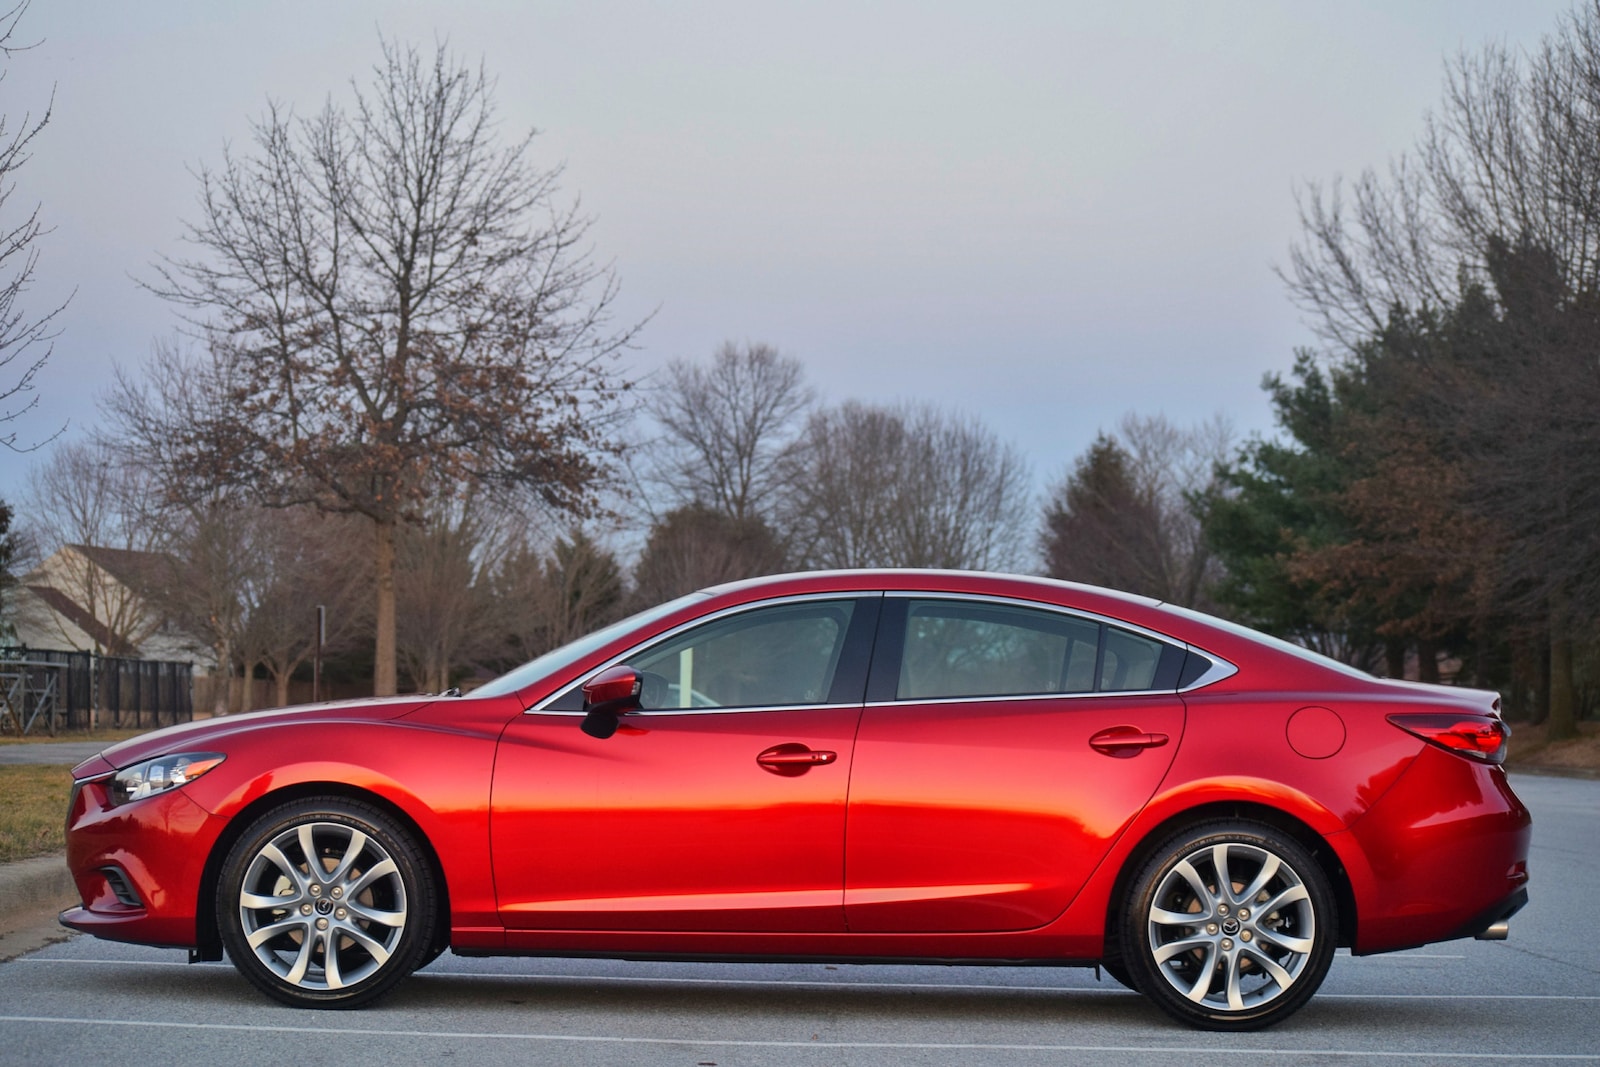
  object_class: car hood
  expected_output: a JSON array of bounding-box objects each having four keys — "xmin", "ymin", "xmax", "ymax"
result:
[{"xmin": 74, "ymin": 695, "xmax": 442, "ymax": 777}]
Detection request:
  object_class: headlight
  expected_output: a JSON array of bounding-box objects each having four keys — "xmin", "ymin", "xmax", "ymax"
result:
[{"xmin": 108, "ymin": 752, "xmax": 226, "ymax": 807}]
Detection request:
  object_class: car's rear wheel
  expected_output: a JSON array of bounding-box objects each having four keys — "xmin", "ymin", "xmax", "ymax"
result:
[
  {"xmin": 1121, "ymin": 822, "xmax": 1336, "ymax": 1030},
  {"xmin": 218, "ymin": 798, "xmax": 437, "ymax": 1008}
]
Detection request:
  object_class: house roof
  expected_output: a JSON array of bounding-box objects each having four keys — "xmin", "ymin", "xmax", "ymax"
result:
[
  {"xmin": 22, "ymin": 583, "xmax": 132, "ymax": 655},
  {"xmin": 67, "ymin": 544, "xmax": 175, "ymax": 594}
]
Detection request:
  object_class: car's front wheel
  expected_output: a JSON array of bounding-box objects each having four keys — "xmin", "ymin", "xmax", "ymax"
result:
[
  {"xmin": 217, "ymin": 798, "xmax": 437, "ymax": 1008},
  {"xmin": 1121, "ymin": 822, "xmax": 1336, "ymax": 1030}
]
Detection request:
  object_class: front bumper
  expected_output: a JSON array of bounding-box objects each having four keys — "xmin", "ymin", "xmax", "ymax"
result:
[{"xmin": 60, "ymin": 771, "xmax": 226, "ymax": 948}]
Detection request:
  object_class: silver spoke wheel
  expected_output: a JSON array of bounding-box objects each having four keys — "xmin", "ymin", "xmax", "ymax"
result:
[
  {"xmin": 219, "ymin": 799, "xmax": 437, "ymax": 1008},
  {"xmin": 1124, "ymin": 822, "xmax": 1335, "ymax": 1030},
  {"xmin": 238, "ymin": 821, "xmax": 408, "ymax": 991},
  {"xmin": 1145, "ymin": 841, "xmax": 1314, "ymax": 1013}
]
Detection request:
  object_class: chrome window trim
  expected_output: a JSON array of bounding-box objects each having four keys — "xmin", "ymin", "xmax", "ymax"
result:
[
  {"xmin": 888, "ymin": 589, "xmax": 1173, "ymax": 646},
  {"xmin": 529, "ymin": 587, "xmax": 1241, "ymax": 713},
  {"xmin": 530, "ymin": 701, "xmax": 848, "ymax": 719},
  {"xmin": 527, "ymin": 591, "xmax": 878, "ymax": 714},
  {"xmin": 864, "ymin": 689, "xmax": 1168, "ymax": 709},
  {"xmin": 1181, "ymin": 657, "xmax": 1240, "ymax": 692}
]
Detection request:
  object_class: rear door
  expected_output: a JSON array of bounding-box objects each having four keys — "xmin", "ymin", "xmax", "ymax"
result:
[{"xmin": 844, "ymin": 595, "xmax": 1185, "ymax": 933}]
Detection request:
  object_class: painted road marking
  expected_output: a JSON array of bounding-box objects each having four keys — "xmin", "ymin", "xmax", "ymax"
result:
[
  {"xmin": 0, "ymin": 1015, "xmax": 1595, "ymax": 1059},
  {"xmin": 16, "ymin": 957, "xmax": 1600, "ymax": 1000}
]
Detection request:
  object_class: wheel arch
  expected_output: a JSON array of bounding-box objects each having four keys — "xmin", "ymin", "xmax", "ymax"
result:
[
  {"xmin": 1101, "ymin": 800, "xmax": 1357, "ymax": 958},
  {"xmin": 194, "ymin": 781, "xmax": 452, "ymax": 963}
]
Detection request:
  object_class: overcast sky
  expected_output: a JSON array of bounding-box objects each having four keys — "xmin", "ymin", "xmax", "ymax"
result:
[{"xmin": 0, "ymin": 0, "xmax": 1576, "ymax": 520}]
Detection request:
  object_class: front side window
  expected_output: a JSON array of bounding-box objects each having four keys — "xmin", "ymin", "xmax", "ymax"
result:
[
  {"xmin": 628, "ymin": 599, "xmax": 859, "ymax": 709},
  {"xmin": 895, "ymin": 599, "xmax": 1173, "ymax": 700}
]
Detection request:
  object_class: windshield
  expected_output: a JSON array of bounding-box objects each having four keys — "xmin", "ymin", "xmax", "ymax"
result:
[{"xmin": 473, "ymin": 591, "xmax": 710, "ymax": 699}]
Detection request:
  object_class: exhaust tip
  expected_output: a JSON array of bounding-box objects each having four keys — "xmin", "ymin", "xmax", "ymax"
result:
[{"xmin": 1476, "ymin": 921, "xmax": 1510, "ymax": 941}]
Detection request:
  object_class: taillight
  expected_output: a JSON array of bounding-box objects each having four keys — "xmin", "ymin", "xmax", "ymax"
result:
[{"xmin": 1388, "ymin": 713, "xmax": 1509, "ymax": 764}]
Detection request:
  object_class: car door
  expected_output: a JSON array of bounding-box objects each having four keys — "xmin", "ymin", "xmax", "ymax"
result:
[
  {"xmin": 844, "ymin": 595, "xmax": 1186, "ymax": 933},
  {"xmin": 492, "ymin": 595, "xmax": 879, "ymax": 933}
]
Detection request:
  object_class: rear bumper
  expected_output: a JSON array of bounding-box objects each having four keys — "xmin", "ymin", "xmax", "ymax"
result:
[
  {"xmin": 1342, "ymin": 749, "xmax": 1531, "ymax": 955},
  {"xmin": 1455, "ymin": 885, "xmax": 1527, "ymax": 942}
]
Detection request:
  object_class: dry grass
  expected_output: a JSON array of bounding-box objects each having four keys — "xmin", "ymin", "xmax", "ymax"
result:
[
  {"xmin": 0, "ymin": 728, "xmax": 150, "ymax": 747},
  {"xmin": 1506, "ymin": 719, "xmax": 1600, "ymax": 774},
  {"xmin": 0, "ymin": 765, "xmax": 74, "ymax": 862}
]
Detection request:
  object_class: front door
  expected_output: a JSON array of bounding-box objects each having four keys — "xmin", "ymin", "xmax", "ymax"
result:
[{"xmin": 492, "ymin": 596, "xmax": 877, "ymax": 933}]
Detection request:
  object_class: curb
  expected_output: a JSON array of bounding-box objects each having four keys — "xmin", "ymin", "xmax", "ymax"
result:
[{"xmin": 0, "ymin": 854, "xmax": 74, "ymax": 931}]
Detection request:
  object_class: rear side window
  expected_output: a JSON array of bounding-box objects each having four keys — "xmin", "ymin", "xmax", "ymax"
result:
[
  {"xmin": 893, "ymin": 599, "xmax": 1179, "ymax": 700},
  {"xmin": 1101, "ymin": 627, "xmax": 1166, "ymax": 691}
]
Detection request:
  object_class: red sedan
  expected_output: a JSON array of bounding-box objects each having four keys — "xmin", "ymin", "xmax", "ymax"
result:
[{"xmin": 61, "ymin": 570, "xmax": 1530, "ymax": 1030}]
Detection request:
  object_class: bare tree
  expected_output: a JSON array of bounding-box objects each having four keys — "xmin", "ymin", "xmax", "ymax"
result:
[
  {"xmin": 1282, "ymin": 4, "xmax": 1600, "ymax": 737},
  {"xmin": 643, "ymin": 341, "xmax": 812, "ymax": 523},
  {"xmin": 236, "ymin": 508, "xmax": 369, "ymax": 708},
  {"xmin": 18, "ymin": 441, "xmax": 160, "ymax": 654},
  {"xmin": 632, "ymin": 504, "xmax": 787, "ymax": 606},
  {"xmin": 498, "ymin": 526, "xmax": 624, "ymax": 660},
  {"xmin": 0, "ymin": 1, "xmax": 67, "ymax": 451},
  {"xmin": 0, "ymin": 496, "xmax": 18, "ymax": 641},
  {"xmin": 1043, "ymin": 412, "xmax": 1232, "ymax": 608},
  {"xmin": 1041, "ymin": 433, "xmax": 1158, "ymax": 593},
  {"xmin": 137, "ymin": 38, "xmax": 637, "ymax": 695},
  {"xmin": 394, "ymin": 497, "xmax": 513, "ymax": 692},
  {"xmin": 779, "ymin": 401, "xmax": 1031, "ymax": 571},
  {"xmin": 1284, "ymin": 15, "xmax": 1600, "ymax": 347},
  {"xmin": 143, "ymin": 493, "xmax": 259, "ymax": 713}
]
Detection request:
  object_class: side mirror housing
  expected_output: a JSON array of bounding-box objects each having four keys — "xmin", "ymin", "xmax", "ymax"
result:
[{"xmin": 580, "ymin": 664, "xmax": 642, "ymax": 739}]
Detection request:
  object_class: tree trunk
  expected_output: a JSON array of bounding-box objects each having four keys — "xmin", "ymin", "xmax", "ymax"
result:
[
  {"xmin": 275, "ymin": 670, "xmax": 292, "ymax": 708},
  {"xmin": 374, "ymin": 516, "xmax": 398, "ymax": 696},
  {"xmin": 1383, "ymin": 639, "xmax": 1406, "ymax": 679},
  {"xmin": 239, "ymin": 660, "xmax": 260, "ymax": 712},
  {"xmin": 1508, "ymin": 637, "xmax": 1535, "ymax": 721},
  {"xmin": 427, "ymin": 645, "xmax": 451, "ymax": 694},
  {"xmin": 1416, "ymin": 637, "xmax": 1440, "ymax": 684},
  {"xmin": 212, "ymin": 639, "xmax": 232, "ymax": 716},
  {"xmin": 1548, "ymin": 612, "xmax": 1578, "ymax": 742},
  {"xmin": 1531, "ymin": 630, "xmax": 1550, "ymax": 725}
]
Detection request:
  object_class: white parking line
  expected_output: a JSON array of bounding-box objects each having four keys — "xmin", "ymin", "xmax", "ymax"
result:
[
  {"xmin": 16, "ymin": 957, "xmax": 1600, "ymax": 1001},
  {"xmin": 1358, "ymin": 954, "xmax": 1465, "ymax": 960},
  {"xmin": 0, "ymin": 1015, "xmax": 1595, "ymax": 1059}
]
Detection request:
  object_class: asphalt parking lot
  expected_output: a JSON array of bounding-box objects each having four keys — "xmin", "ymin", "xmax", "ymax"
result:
[{"xmin": 0, "ymin": 772, "xmax": 1593, "ymax": 1066}]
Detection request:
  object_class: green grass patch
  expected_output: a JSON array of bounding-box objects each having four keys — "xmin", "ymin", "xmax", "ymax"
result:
[{"xmin": 0, "ymin": 765, "xmax": 74, "ymax": 862}]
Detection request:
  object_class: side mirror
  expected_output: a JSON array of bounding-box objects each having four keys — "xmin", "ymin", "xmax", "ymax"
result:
[{"xmin": 580, "ymin": 664, "xmax": 642, "ymax": 739}]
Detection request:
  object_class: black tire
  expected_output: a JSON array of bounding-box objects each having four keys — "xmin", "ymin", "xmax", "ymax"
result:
[
  {"xmin": 1120, "ymin": 821, "xmax": 1336, "ymax": 1031},
  {"xmin": 217, "ymin": 797, "xmax": 438, "ymax": 1008},
  {"xmin": 1098, "ymin": 954, "xmax": 1136, "ymax": 990}
]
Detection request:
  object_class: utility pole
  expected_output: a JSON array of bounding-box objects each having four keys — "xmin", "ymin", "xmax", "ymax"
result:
[{"xmin": 313, "ymin": 605, "xmax": 325, "ymax": 702}]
